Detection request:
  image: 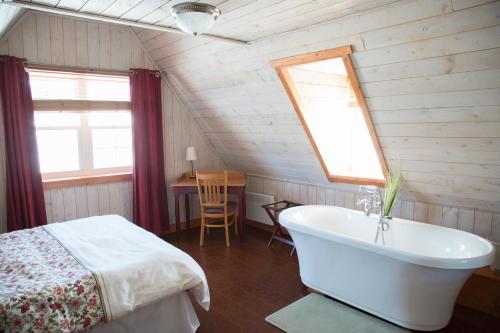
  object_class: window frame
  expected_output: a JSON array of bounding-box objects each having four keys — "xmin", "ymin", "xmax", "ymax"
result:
[
  {"xmin": 29, "ymin": 67, "xmax": 133, "ymax": 182},
  {"xmin": 270, "ymin": 45, "xmax": 388, "ymax": 186},
  {"xmin": 35, "ymin": 111, "xmax": 133, "ymax": 180}
]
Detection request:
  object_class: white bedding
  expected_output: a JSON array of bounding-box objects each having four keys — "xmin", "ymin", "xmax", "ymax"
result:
[
  {"xmin": 44, "ymin": 215, "xmax": 209, "ymax": 321},
  {"xmin": 90, "ymin": 292, "xmax": 199, "ymax": 333}
]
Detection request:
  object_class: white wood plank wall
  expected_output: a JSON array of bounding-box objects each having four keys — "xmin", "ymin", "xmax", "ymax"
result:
[
  {"xmin": 0, "ymin": 12, "xmax": 224, "ymax": 230},
  {"xmin": 134, "ymin": 0, "xmax": 500, "ymax": 222},
  {"xmin": 247, "ymin": 174, "xmax": 500, "ymax": 237},
  {"xmin": 1, "ymin": 3, "xmax": 499, "ymax": 238},
  {"xmin": 43, "ymin": 182, "xmax": 133, "ymax": 223}
]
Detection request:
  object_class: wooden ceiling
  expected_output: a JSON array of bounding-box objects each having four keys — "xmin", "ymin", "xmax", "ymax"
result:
[
  {"xmin": 11, "ymin": 1, "xmax": 398, "ymax": 42},
  {"xmin": 1, "ymin": 0, "xmax": 500, "ymax": 213},
  {"xmin": 0, "ymin": 4, "xmax": 23, "ymax": 37},
  {"xmin": 135, "ymin": 0, "xmax": 500, "ymax": 212}
]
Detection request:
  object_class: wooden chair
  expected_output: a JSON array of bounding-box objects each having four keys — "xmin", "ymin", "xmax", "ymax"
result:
[{"xmin": 196, "ymin": 170, "xmax": 238, "ymax": 247}]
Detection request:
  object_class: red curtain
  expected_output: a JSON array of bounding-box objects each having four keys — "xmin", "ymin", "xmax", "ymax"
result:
[
  {"xmin": 0, "ymin": 55, "xmax": 47, "ymax": 231},
  {"xmin": 130, "ymin": 69, "xmax": 169, "ymax": 235}
]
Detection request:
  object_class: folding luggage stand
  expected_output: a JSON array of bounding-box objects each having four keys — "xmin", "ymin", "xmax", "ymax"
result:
[{"xmin": 262, "ymin": 200, "xmax": 302, "ymax": 256}]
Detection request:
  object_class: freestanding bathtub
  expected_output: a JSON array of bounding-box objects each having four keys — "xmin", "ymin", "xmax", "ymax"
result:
[{"xmin": 279, "ymin": 205, "xmax": 495, "ymax": 331}]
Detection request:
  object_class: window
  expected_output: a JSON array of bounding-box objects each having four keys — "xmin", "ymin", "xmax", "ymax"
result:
[
  {"xmin": 29, "ymin": 69, "xmax": 132, "ymax": 180},
  {"xmin": 271, "ymin": 46, "xmax": 387, "ymax": 186}
]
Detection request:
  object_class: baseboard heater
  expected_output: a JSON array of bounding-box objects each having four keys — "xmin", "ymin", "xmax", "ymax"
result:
[{"xmin": 245, "ymin": 191, "xmax": 275, "ymax": 225}]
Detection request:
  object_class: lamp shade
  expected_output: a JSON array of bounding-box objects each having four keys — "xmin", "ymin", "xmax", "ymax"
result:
[
  {"xmin": 175, "ymin": 11, "xmax": 215, "ymax": 35},
  {"xmin": 171, "ymin": 2, "xmax": 221, "ymax": 35},
  {"xmin": 186, "ymin": 146, "xmax": 197, "ymax": 161}
]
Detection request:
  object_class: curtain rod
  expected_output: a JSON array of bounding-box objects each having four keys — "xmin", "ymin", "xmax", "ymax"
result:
[
  {"xmin": 2, "ymin": 0, "xmax": 249, "ymax": 46},
  {"xmin": 26, "ymin": 63, "xmax": 132, "ymax": 77},
  {"xmin": 0, "ymin": 58, "xmax": 162, "ymax": 77}
]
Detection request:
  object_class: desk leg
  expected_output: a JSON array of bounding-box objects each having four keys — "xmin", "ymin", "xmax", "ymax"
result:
[
  {"xmin": 185, "ymin": 194, "xmax": 190, "ymax": 231},
  {"xmin": 238, "ymin": 190, "xmax": 246, "ymax": 240},
  {"xmin": 175, "ymin": 193, "xmax": 181, "ymax": 235}
]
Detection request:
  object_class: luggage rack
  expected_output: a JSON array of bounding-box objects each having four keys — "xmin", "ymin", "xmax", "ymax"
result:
[{"xmin": 261, "ymin": 200, "xmax": 302, "ymax": 256}]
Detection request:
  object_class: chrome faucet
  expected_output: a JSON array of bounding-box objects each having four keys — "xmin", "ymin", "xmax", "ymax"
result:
[
  {"xmin": 359, "ymin": 185, "xmax": 381, "ymax": 216},
  {"xmin": 359, "ymin": 186, "xmax": 389, "ymax": 245},
  {"xmin": 374, "ymin": 187, "xmax": 389, "ymax": 246}
]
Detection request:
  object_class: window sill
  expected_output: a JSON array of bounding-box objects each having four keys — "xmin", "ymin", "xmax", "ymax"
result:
[{"xmin": 42, "ymin": 172, "xmax": 132, "ymax": 190}]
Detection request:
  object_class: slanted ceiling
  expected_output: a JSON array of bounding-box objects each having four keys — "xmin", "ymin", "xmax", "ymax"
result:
[
  {"xmin": 1, "ymin": 0, "xmax": 500, "ymax": 215},
  {"xmin": 0, "ymin": 3, "xmax": 23, "ymax": 38},
  {"xmin": 137, "ymin": 0, "xmax": 500, "ymax": 213}
]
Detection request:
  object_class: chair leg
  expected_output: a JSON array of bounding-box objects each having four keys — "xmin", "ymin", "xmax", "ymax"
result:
[
  {"xmin": 200, "ymin": 215, "xmax": 205, "ymax": 246},
  {"xmin": 206, "ymin": 226, "xmax": 210, "ymax": 235},
  {"xmin": 224, "ymin": 216, "xmax": 230, "ymax": 247}
]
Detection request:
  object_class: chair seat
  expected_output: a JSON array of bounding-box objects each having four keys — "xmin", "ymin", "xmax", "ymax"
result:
[{"xmin": 204, "ymin": 201, "xmax": 238, "ymax": 214}]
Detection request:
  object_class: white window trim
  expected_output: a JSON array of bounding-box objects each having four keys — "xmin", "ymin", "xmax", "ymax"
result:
[{"xmin": 35, "ymin": 111, "xmax": 132, "ymax": 180}]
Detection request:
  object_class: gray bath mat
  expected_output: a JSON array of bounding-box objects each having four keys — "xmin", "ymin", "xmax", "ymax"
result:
[{"xmin": 265, "ymin": 293, "xmax": 409, "ymax": 333}]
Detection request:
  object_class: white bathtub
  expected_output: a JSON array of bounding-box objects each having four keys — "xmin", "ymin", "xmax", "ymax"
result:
[{"xmin": 279, "ymin": 205, "xmax": 495, "ymax": 331}]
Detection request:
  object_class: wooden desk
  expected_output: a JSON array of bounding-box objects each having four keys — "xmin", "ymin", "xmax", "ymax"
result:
[{"xmin": 171, "ymin": 170, "xmax": 247, "ymax": 238}]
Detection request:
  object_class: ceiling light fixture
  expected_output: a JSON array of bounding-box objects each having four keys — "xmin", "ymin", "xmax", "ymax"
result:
[{"xmin": 170, "ymin": 2, "xmax": 221, "ymax": 36}]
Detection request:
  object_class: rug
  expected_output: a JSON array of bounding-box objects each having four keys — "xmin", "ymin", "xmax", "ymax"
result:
[{"xmin": 265, "ymin": 293, "xmax": 409, "ymax": 333}]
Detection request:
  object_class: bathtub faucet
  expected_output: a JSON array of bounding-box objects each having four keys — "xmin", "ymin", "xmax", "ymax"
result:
[
  {"xmin": 359, "ymin": 186, "xmax": 381, "ymax": 216},
  {"xmin": 374, "ymin": 187, "xmax": 389, "ymax": 246}
]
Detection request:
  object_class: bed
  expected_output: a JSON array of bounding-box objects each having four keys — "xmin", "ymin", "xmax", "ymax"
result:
[{"xmin": 0, "ymin": 215, "xmax": 209, "ymax": 333}]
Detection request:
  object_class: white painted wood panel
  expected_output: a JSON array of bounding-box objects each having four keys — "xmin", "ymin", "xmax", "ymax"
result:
[
  {"xmin": 2, "ymin": 2, "xmax": 500, "ymax": 235},
  {"xmin": 0, "ymin": 4, "xmax": 23, "ymax": 39},
  {"xmin": 131, "ymin": 0, "xmax": 500, "ymax": 219},
  {"xmin": 247, "ymin": 174, "xmax": 500, "ymax": 237},
  {"xmin": 0, "ymin": 12, "xmax": 224, "ymax": 229}
]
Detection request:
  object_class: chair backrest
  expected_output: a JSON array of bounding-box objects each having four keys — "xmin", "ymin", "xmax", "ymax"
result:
[{"xmin": 196, "ymin": 170, "xmax": 228, "ymax": 210}]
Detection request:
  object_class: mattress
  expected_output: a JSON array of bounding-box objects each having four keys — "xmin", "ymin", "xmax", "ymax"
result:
[{"xmin": 0, "ymin": 215, "xmax": 209, "ymax": 332}]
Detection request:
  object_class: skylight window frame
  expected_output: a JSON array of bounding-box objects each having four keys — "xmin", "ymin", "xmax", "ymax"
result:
[{"xmin": 271, "ymin": 45, "xmax": 388, "ymax": 186}]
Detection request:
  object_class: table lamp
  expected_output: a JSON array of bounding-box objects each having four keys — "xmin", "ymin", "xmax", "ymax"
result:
[{"xmin": 186, "ymin": 146, "xmax": 197, "ymax": 178}]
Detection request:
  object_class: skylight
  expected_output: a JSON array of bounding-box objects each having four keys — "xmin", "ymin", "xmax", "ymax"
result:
[{"xmin": 271, "ymin": 46, "xmax": 387, "ymax": 186}]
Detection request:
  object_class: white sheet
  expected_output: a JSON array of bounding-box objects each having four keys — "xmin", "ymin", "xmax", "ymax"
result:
[
  {"xmin": 89, "ymin": 292, "xmax": 199, "ymax": 333},
  {"xmin": 44, "ymin": 215, "xmax": 209, "ymax": 320}
]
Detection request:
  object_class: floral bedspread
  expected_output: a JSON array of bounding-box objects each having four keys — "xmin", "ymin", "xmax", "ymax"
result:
[{"xmin": 0, "ymin": 226, "xmax": 106, "ymax": 332}]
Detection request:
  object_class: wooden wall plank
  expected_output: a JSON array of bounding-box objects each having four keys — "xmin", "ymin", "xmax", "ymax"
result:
[
  {"xmin": 43, "ymin": 190, "xmax": 53, "ymax": 224},
  {"xmin": 7, "ymin": 17, "xmax": 24, "ymax": 57},
  {"xmin": 50, "ymin": 189, "xmax": 64, "ymax": 222},
  {"xmin": 427, "ymin": 204, "xmax": 444, "ymax": 225},
  {"xmin": 110, "ymin": 26, "xmax": 121, "ymax": 70},
  {"xmin": 458, "ymin": 208, "xmax": 475, "ymax": 232},
  {"xmin": 413, "ymin": 202, "xmax": 428, "ymax": 223},
  {"xmin": 87, "ymin": 185, "xmax": 100, "ymax": 216},
  {"xmin": 474, "ymin": 210, "xmax": 493, "ymax": 236},
  {"xmin": 98, "ymin": 24, "xmax": 111, "ymax": 68},
  {"xmin": 109, "ymin": 182, "xmax": 121, "ymax": 214},
  {"xmin": 22, "ymin": 14, "xmax": 37, "ymax": 62},
  {"xmin": 36, "ymin": 14, "xmax": 51, "ymax": 64},
  {"xmin": 49, "ymin": 15, "xmax": 64, "ymax": 65},
  {"xmin": 390, "ymin": 200, "xmax": 401, "ymax": 218},
  {"xmin": 87, "ymin": 22, "xmax": 100, "ymax": 68},
  {"xmin": 62, "ymin": 18, "xmax": 76, "ymax": 66},
  {"xmin": 442, "ymin": 207, "xmax": 459, "ymax": 229},
  {"xmin": 75, "ymin": 186, "xmax": 89, "ymax": 219},
  {"xmin": 97, "ymin": 184, "xmax": 110, "ymax": 215},
  {"xmin": 325, "ymin": 189, "xmax": 335, "ymax": 206},
  {"xmin": 63, "ymin": 187, "xmax": 77, "ymax": 221},
  {"xmin": 492, "ymin": 214, "xmax": 500, "ymax": 236},
  {"xmin": 75, "ymin": 20, "xmax": 89, "ymax": 67},
  {"xmin": 401, "ymin": 201, "xmax": 414, "ymax": 220}
]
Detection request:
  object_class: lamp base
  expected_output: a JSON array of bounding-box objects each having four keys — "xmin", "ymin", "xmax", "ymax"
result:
[{"xmin": 189, "ymin": 160, "xmax": 196, "ymax": 179}]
